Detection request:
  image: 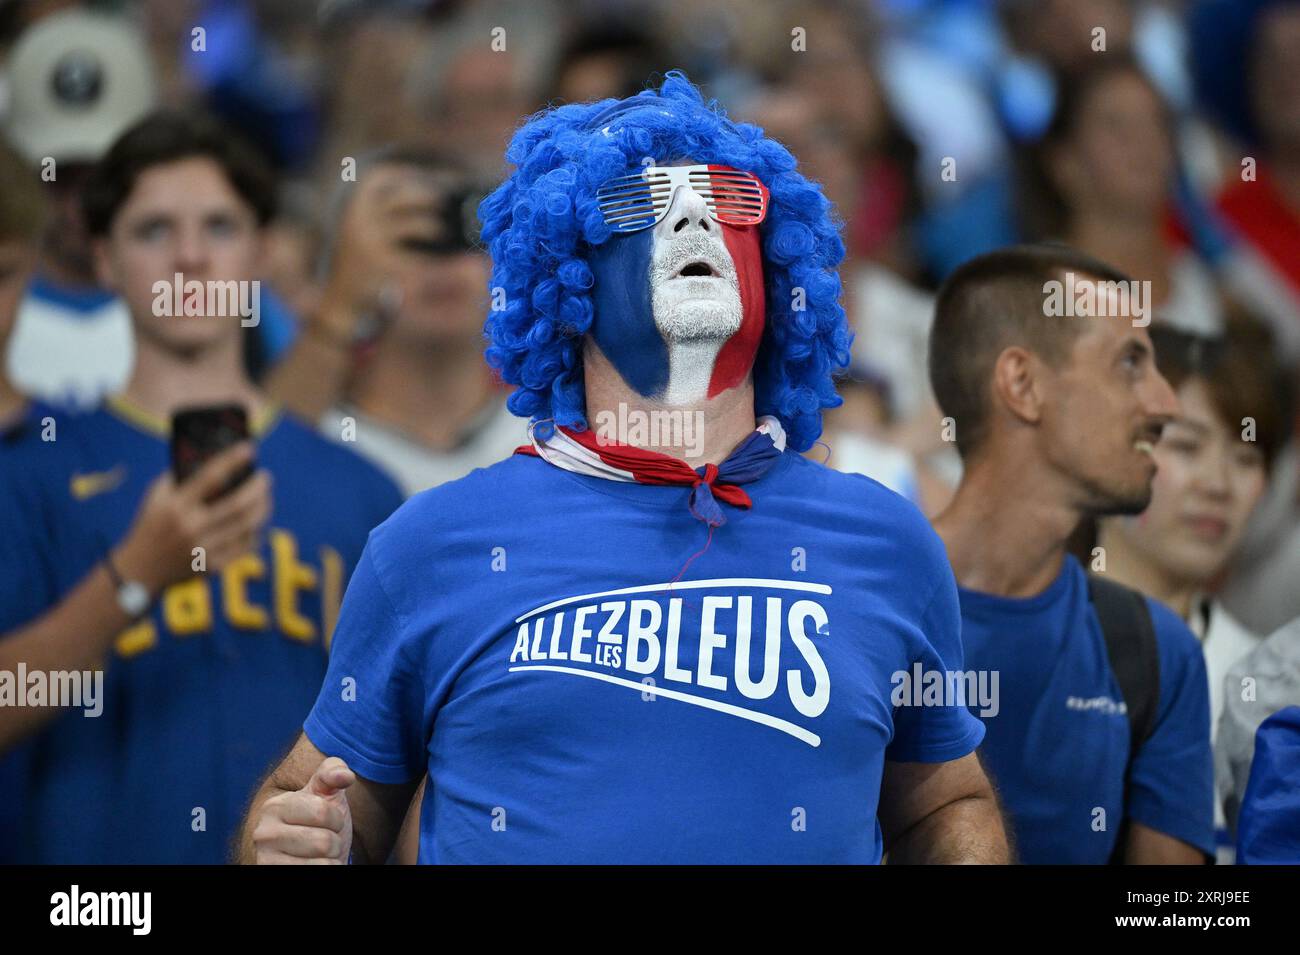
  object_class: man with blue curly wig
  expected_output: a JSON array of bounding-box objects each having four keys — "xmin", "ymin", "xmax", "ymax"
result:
[{"xmin": 241, "ymin": 72, "xmax": 1007, "ymax": 865}]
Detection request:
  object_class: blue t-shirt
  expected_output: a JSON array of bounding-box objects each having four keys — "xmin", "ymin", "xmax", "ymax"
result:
[
  {"xmin": 0, "ymin": 397, "xmax": 403, "ymax": 863},
  {"xmin": 304, "ymin": 450, "xmax": 985, "ymax": 863},
  {"xmin": 958, "ymin": 556, "xmax": 1215, "ymax": 863}
]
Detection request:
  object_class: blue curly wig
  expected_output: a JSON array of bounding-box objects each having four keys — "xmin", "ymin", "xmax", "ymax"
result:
[{"xmin": 478, "ymin": 70, "xmax": 852, "ymax": 453}]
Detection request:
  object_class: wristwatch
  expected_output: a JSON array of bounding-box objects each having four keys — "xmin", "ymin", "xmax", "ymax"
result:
[{"xmin": 104, "ymin": 554, "xmax": 151, "ymax": 619}]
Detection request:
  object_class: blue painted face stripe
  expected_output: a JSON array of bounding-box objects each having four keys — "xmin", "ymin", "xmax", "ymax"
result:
[{"xmin": 588, "ymin": 228, "xmax": 668, "ymax": 399}]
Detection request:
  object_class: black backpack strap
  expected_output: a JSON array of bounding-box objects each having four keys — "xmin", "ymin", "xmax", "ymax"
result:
[
  {"xmin": 1088, "ymin": 575, "xmax": 1160, "ymax": 750},
  {"xmin": 1087, "ymin": 573, "xmax": 1160, "ymax": 862}
]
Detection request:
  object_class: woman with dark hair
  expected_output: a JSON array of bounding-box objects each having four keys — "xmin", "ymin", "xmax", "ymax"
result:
[{"xmin": 1022, "ymin": 57, "xmax": 1225, "ymax": 336}]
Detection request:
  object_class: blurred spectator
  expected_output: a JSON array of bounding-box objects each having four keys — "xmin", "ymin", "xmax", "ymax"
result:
[
  {"xmin": 309, "ymin": 6, "xmax": 437, "ymax": 169},
  {"xmin": 179, "ymin": 0, "xmax": 322, "ymax": 172},
  {"xmin": 0, "ymin": 110, "xmax": 402, "ymax": 862},
  {"xmin": 818, "ymin": 365, "xmax": 922, "ymax": 505},
  {"xmin": 1187, "ymin": 0, "xmax": 1300, "ymax": 637},
  {"xmin": 258, "ymin": 181, "xmax": 325, "ymax": 326},
  {"xmin": 998, "ymin": 0, "xmax": 1137, "ymax": 136},
  {"xmin": 1095, "ymin": 320, "xmax": 1284, "ymax": 860},
  {"xmin": 550, "ymin": 18, "xmax": 674, "ymax": 103},
  {"xmin": 744, "ymin": 38, "xmax": 956, "ymax": 511},
  {"xmin": 405, "ymin": 0, "xmax": 560, "ymax": 175},
  {"xmin": 914, "ymin": 0, "xmax": 1199, "ymax": 279},
  {"xmin": 1022, "ymin": 57, "xmax": 1226, "ymax": 337},
  {"xmin": 1219, "ymin": 618, "xmax": 1300, "ymax": 848},
  {"xmin": 0, "ymin": 139, "xmax": 46, "ymax": 431},
  {"xmin": 1191, "ymin": 0, "xmax": 1300, "ymax": 363},
  {"xmin": 294, "ymin": 146, "xmax": 525, "ymax": 495},
  {"xmin": 1, "ymin": 8, "xmax": 156, "ymax": 406},
  {"xmin": 0, "ymin": 135, "xmax": 48, "ymax": 865},
  {"xmin": 1220, "ymin": 438, "xmax": 1300, "ymax": 638}
]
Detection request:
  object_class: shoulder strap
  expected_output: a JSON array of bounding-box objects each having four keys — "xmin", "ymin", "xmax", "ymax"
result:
[
  {"xmin": 1088, "ymin": 574, "xmax": 1161, "ymax": 864},
  {"xmin": 1087, "ymin": 574, "xmax": 1160, "ymax": 754}
]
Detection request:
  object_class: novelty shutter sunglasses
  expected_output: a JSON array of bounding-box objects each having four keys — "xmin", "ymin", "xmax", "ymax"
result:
[{"xmin": 595, "ymin": 164, "xmax": 770, "ymax": 234}]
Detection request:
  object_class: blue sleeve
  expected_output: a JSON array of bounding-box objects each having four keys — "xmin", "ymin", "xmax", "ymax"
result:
[
  {"xmin": 1237, "ymin": 707, "xmax": 1300, "ymax": 864},
  {"xmin": 886, "ymin": 538, "xmax": 987, "ymax": 763},
  {"xmin": 1125, "ymin": 599, "xmax": 1215, "ymax": 857},
  {"xmin": 0, "ymin": 462, "xmax": 61, "ymax": 634},
  {"xmin": 0, "ymin": 453, "xmax": 61, "ymax": 863},
  {"xmin": 302, "ymin": 526, "xmax": 427, "ymax": 784}
]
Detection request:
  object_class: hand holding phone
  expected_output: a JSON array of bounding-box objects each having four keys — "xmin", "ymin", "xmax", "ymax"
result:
[
  {"xmin": 114, "ymin": 438, "xmax": 272, "ymax": 594},
  {"xmin": 171, "ymin": 405, "xmax": 256, "ymax": 499}
]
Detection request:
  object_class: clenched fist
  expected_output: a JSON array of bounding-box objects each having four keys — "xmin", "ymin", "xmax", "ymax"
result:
[{"xmin": 251, "ymin": 757, "xmax": 355, "ymax": 864}]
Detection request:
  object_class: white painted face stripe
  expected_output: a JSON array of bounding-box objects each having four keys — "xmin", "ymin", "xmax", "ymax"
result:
[{"xmin": 649, "ymin": 185, "xmax": 743, "ymax": 405}]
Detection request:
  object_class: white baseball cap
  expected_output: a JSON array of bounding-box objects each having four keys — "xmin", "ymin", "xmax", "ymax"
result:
[{"xmin": 2, "ymin": 9, "xmax": 158, "ymax": 164}]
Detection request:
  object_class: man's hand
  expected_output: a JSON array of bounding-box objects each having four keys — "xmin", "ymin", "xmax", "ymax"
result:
[
  {"xmin": 238, "ymin": 733, "xmax": 419, "ymax": 865},
  {"xmin": 111, "ymin": 442, "xmax": 271, "ymax": 594},
  {"xmin": 251, "ymin": 756, "xmax": 356, "ymax": 865},
  {"xmin": 265, "ymin": 163, "xmax": 450, "ymax": 419}
]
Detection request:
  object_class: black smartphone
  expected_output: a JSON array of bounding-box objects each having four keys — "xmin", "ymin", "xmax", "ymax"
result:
[{"xmin": 170, "ymin": 405, "xmax": 254, "ymax": 498}]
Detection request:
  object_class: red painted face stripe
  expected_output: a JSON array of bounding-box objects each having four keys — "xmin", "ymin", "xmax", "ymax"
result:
[{"xmin": 708, "ymin": 221, "xmax": 765, "ymax": 398}]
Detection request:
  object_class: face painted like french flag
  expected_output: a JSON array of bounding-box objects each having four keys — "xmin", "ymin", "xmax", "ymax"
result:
[{"xmin": 587, "ymin": 164, "xmax": 767, "ymax": 405}]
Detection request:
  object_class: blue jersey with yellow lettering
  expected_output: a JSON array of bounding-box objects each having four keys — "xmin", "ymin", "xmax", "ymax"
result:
[{"xmin": 0, "ymin": 397, "xmax": 403, "ymax": 863}]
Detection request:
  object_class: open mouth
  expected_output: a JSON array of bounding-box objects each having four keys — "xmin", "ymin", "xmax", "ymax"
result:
[
  {"xmin": 674, "ymin": 259, "xmax": 721, "ymax": 279},
  {"xmin": 1133, "ymin": 423, "xmax": 1164, "ymax": 458}
]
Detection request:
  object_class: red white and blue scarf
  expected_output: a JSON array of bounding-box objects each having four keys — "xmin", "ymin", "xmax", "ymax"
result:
[{"xmin": 515, "ymin": 415, "xmax": 787, "ymax": 527}]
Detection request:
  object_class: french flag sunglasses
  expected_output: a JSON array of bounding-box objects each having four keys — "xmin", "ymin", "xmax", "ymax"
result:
[{"xmin": 595, "ymin": 164, "xmax": 770, "ymax": 234}]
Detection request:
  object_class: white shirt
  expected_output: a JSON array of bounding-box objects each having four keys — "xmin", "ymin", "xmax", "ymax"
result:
[
  {"xmin": 5, "ymin": 285, "xmax": 133, "ymax": 408},
  {"xmin": 320, "ymin": 398, "xmax": 527, "ymax": 498},
  {"xmin": 848, "ymin": 263, "xmax": 935, "ymax": 420},
  {"xmin": 1217, "ymin": 616, "xmax": 1300, "ymax": 847},
  {"xmin": 1188, "ymin": 598, "xmax": 1262, "ymax": 862},
  {"xmin": 825, "ymin": 431, "xmax": 920, "ymax": 504}
]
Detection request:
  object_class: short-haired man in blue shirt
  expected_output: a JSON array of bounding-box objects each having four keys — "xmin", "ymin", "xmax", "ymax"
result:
[{"xmin": 929, "ymin": 244, "xmax": 1215, "ymax": 863}]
